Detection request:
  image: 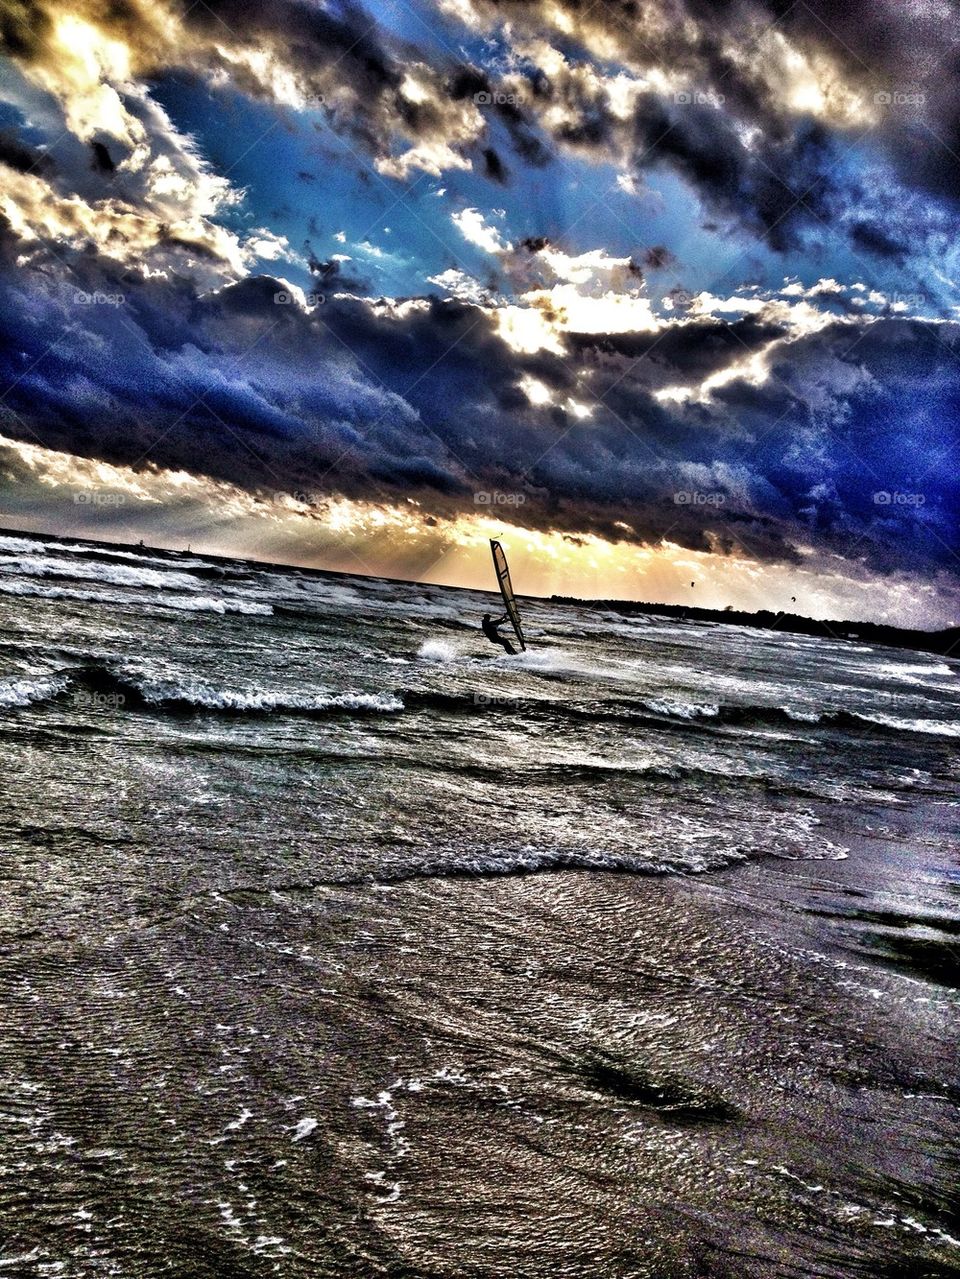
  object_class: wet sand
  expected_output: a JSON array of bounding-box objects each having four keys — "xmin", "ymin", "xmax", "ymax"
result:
[{"xmin": 2, "ymin": 800, "xmax": 958, "ymax": 1278}]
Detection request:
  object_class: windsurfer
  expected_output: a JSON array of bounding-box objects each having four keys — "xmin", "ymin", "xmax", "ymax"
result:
[{"xmin": 481, "ymin": 612, "xmax": 516, "ymax": 655}]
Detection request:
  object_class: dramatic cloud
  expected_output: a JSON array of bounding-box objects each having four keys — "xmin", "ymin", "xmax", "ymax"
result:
[{"xmin": 0, "ymin": 0, "xmax": 958, "ymax": 620}]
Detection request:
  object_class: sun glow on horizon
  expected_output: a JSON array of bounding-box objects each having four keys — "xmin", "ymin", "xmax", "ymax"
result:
[{"xmin": 0, "ymin": 433, "xmax": 952, "ymax": 629}]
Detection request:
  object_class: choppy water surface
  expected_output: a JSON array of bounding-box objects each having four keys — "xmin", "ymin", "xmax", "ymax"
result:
[{"xmin": 0, "ymin": 531, "xmax": 958, "ymax": 1278}]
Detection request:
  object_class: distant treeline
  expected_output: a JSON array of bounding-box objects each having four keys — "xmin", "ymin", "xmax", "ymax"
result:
[{"xmin": 549, "ymin": 597, "xmax": 960, "ymax": 658}]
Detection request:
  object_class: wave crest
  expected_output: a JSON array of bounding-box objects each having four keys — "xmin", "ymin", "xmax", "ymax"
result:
[
  {"xmin": 78, "ymin": 663, "xmax": 403, "ymax": 716},
  {"xmin": 0, "ymin": 673, "xmax": 69, "ymax": 709}
]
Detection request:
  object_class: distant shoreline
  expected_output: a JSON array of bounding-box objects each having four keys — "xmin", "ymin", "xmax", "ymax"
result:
[
  {"xmin": 1, "ymin": 524, "xmax": 956, "ymax": 657},
  {"xmin": 550, "ymin": 595, "xmax": 960, "ymax": 658}
]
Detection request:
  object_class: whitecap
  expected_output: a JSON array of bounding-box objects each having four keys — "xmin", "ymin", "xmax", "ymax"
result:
[
  {"xmin": 853, "ymin": 711, "xmax": 960, "ymax": 738},
  {"xmin": 291, "ymin": 1117, "xmax": 317, "ymax": 1142},
  {"xmin": 418, "ymin": 638, "xmax": 462, "ymax": 662},
  {"xmin": 641, "ymin": 697, "xmax": 720, "ymax": 719},
  {"xmin": 0, "ymin": 579, "xmax": 272, "ymax": 615},
  {"xmin": 117, "ymin": 666, "xmax": 403, "ymax": 714},
  {"xmin": 0, "ymin": 673, "xmax": 68, "ymax": 709},
  {"xmin": 0, "ymin": 554, "xmax": 204, "ymax": 592}
]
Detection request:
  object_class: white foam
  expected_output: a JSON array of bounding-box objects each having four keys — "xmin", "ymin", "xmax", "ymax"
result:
[
  {"xmin": 0, "ymin": 1250, "xmax": 41, "ymax": 1269},
  {"xmin": 291, "ymin": 1117, "xmax": 317, "ymax": 1142},
  {"xmin": 364, "ymin": 1171, "xmax": 401, "ymax": 1203},
  {"xmin": 783, "ymin": 707, "xmax": 823, "ymax": 723},
  {"xmin": 0, "ymin": 579, "xmax": 272, "ymax": 615},
  {"xmin": 0, "ymin": 534, "xmax": 212, "ymax": 569},
  {"xmin": 854, "ymin": 711, "xmax": 960, "ymax": 738},
  {"xmin": 511, "ymin": 648, "xmax": 626, "ymax": 681},
  {"xmin": 873, "ymin": 660, "xmax": 955, "ymax": 680},
  {"xmin": 0, "ymin": 554, "xmax": 204, "ymax": 592},
  {"xmin": 122, "ymin": 667, "xmax": 403, "ymax": 713},
  {"xmin": 418, "ymin": 638, "xmax": 461, "ymax": 662},
  {"xmin": 641, "ymin": 697, "xmax": 720, "ymax": 719},
  {"xmin": 159, "ymin": 595, "xmax": 273, "ymax": 616},
  {"xmin": 0, "ymin": 536, "xmax": 49, "ymax": 554},
  {"xmin": 868, "ymin": 659, "xmax": 958, "ymax": 690},
  {"xmin": 0, "ymin": 673, "xmax": 68, "ymax": 708}
]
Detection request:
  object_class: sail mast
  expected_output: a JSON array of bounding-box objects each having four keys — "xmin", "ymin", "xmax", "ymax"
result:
[{"xmin": 490, "ymin": 539, "xmax": 526, "ymax": 651}]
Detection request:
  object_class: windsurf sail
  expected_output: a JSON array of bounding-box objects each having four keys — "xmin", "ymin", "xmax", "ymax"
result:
[{"xmin": 490, "ymin": 539, "xmax": 526, "ymax": 651}]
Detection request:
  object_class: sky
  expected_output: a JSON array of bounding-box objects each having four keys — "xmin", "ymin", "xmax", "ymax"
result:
[{"xmin": 0, "ymin": 0, "xmax": 958, "ymax": 625}]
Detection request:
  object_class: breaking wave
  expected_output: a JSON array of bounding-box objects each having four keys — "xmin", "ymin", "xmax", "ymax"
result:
[
  {"xmin": 634, "ymin": 698, "xmax": 960, "ymax": 738},
  {"xmin": 417, "ymin": 638, "xmax": 465, "ymax": 662},
  {"xmin": 400, "ymin": 689, "xmax": 959, "ymax": 738},
  {"xmin": 0, "ymin": 673, "xmax": 69, "ymax": 709},
  {"xmin": 128, "ymin": 683, "xmax": 404, "ymax": 715},
  {"xmin": 0, "ymin": 579, "xmax": 272, "ymax": 614},
  {"xmin": 2, "ymin": 660, "xmax": 955, "ymax": 738},
  {"xmin": 640, "ymin": 697, "xmax": 721, "ymax": 719},
  {"xmin": 46, "ymin": 663, "xmax": 404, "ymax": 716},
  {"xmin": 0, "ymin": 554, "xmax": 205, "ymax": 592},
  {"xmin": 848, "ymin": 710, "xmax": 960, "ymax": 738}
]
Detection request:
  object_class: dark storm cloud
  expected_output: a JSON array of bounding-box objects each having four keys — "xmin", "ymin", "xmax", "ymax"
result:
[
  {"xmin": 445, "ymin": 61, "xmax": 553, "ymax": 169},
  {"xmin": 0, "ymin": 0, "xmax": 511, "ymax": 184},
  {"xmin": 482, "ymin": 147, "xmax": 509, "ymax": 183},
  {"xmin": 0, "ymin": 227, "xmax": 956, "ymax": 579},
  {"xmin": 305, "ymin": 248, "xmax": 368, "ymax": 295},
  {"xmin": 167, "ymin": 1, "xmax": 551, "ymax": 180},
  {"xmin": 742, "ymin": 0, "xmax": 960, "ymax": 207},
  {"xmin": 446, "ymin": 66, "xmax": 489, "ymax": 103},
  {"xmin": 0, "ymin": 127, "xmax": 51, "ymax": 175},
  {"xmin": 90, "ymin": 141, "xmax": 116, "ymax": 175},
  {"xmin": 448, "ymin": 0, "xmax": 960, "ymax": 254},
  {"xmin": 1, "ymin": 0, "xmax": 958, "ymax": 595},
  {"xmin": 567, "ymin": 315, "xmax": 788, "ymax": 380},
  {"xmin": 0, "ymin": 0, "xmax": 49, "ymax": 60},
  {"xmin": 5, "ymin": 0, "xmax": 958, "ymax": 258},
  {"xmin": 631, "ymin": 95, "xmax": 837, "ymax": 251},
  {"xmin": 849, "ymin": 220, "xmax": 910, "ymax": 265},
  {"xmin": 182, "ymin": 0, "xmax": 402, "ymax": 100},
  {"xmin": 641, "ymin": 246, "xmax": 676, "ymax": 270}
]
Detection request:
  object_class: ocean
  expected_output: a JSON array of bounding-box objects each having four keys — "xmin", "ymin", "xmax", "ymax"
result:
[{"xmin": 0, "ymin": 530, "xmax": 957, "ymax": 1278}]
